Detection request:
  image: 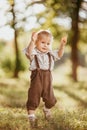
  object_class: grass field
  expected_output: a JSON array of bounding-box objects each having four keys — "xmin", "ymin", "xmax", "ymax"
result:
[{"xmin": 0, "ymin": 66, "xmax": 87, "ymax": 130}]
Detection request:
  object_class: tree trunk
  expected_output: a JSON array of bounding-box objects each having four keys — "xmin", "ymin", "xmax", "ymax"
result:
[
  {"xmin": 14, "ymin": 30, "xmax": 19, "ymax": 77},
  {"xmin": 71, "ymin": 0, "xmax": 82, "ymax": 81},
  {"xmin": 12, "ymin": 1, "xmax": 19, "ymax": 78}
]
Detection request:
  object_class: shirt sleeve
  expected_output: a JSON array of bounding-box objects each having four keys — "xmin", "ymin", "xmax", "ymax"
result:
[
  {"xmin": 50, "ymin": 49, "xmax": 60, "ymax": 61},
  {"xmin": 22, "ymin": 48, "xmax": 37, "ymax": 61},
  {"xmin": 22, "ymin": 48, "xmax": 27, "ymax": 54}
]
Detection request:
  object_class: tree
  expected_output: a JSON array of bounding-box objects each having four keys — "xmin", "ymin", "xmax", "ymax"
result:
[
  {"xmin": 70, "ymin": 0, "xmax": 82, "ymax": 81},
  {"xmin": 11, "ymin": 1, "xmax": 20, "ymax": 77},
  {"xmin": 69, "ymin": 0, "xmax": 87, "ymax": 81},
  {"xmin": 7, "ymin": 0, "xmax": 32, "ymax": 77}
]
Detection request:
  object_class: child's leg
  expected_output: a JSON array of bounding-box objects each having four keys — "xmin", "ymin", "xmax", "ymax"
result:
[
  {"xmin": 28, "ymin": 109, "xmax": 36, "ymax": 119},
  {"xmin": 42, "ymin": 71, "xmax": 57, "ymax": 120},
  {"xmin": 43, "ymin": 106, "xmax": 52, "ymax": 120},
  {"xmin": 28, "ymin": 109, "xmax": 37, "ymax": 127},
  {"xmin": 28, "ymin": 110, "xmax": 35, "ymax": 115}
]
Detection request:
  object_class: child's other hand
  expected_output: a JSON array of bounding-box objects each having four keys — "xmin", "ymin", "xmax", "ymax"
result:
[
  {"xmin": 61, "ymin": 36, "xmax": 67, "ymax": 46},
  {"xmin": 31, "ymin": 32, "xmax": 37, "ymax": 42}
]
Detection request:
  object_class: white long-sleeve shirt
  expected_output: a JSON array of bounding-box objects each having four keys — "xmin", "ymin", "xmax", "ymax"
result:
[{"xmin": 23, "ymin": 48, "xmax": 60, "ymax": 71}]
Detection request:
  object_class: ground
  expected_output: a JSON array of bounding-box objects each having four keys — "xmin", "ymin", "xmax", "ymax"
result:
[{"xmin": 0, "ymin": 67, "xmax": 87, "ymax": 130}]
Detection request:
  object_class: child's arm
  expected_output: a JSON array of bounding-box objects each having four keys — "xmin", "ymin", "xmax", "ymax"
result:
[
  {"xmin": 58, "ymin": 36, "xmax": 67, "ymax": 58},
  {"xmin": 25, "ymin": 32, "xmax": 37, "ymax": 59}
]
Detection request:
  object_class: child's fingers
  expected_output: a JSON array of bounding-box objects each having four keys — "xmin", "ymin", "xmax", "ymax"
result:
[
  {"xmin": 32, "ymin": 32, "xmax": 36, "ymax": 36},
  {"xmin": 32, "ymin": 32, "xmax": 37, "ymax": 41},
  {"xmin": 61, "ymin": 36, "xmax": 67, "ymax": 44},
  {"xmin": 63, "ymin": 36, "xmax": 67, "ymax": 41}
]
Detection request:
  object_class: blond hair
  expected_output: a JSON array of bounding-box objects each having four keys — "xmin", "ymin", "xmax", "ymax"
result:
[{"xmin": 36, "ymin": 30, "xmax": 53, "ymax": 43}]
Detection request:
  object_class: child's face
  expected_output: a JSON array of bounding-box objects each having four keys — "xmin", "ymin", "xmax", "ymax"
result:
[{"xmin": 36, "ymin": 34, "xmax": 52, "ymax": 53}]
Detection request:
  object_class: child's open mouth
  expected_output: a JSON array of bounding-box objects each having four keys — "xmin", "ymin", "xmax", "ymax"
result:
[{"xmin": 42, "ymin": 48, "xmax": 47, "ymax": 51}]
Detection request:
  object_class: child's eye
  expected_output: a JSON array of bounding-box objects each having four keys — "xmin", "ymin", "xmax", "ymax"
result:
[
  {"xmin": 42, "ymin": 42, "xmax": 45, "ymax": 44},
  {"xmin": 47, "ymin": 43, "xmax": 50, "ymax": 45}
]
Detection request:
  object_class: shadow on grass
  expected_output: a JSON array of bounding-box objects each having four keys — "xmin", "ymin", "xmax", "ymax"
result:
[
  {"xmin": 0, "ymin": 80, "xmax": 28, "ymax": 108},
  {"xmin": 54, "ymin": 85, "xmax": 87, "ymax": 108},
  {"xmin": 78, "ymin": 82, "xmax": 87, "ymax": 91}
]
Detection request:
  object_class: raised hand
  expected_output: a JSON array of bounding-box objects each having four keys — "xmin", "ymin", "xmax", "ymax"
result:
[
  {"xmin": 31, "ymin": 32, "xmax": 38, "ymax": 43},
  {"xmin": 61, "ymin": 36, "xmax": 67, "ymax": 46}
]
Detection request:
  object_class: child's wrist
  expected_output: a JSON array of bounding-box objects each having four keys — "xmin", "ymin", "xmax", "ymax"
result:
[
  {"xmin": 31, "ymin": 38, "xmax": 34, "ymax": 42},
  {"xmin": 60, "ymin": 44, "xmax": 65, "ymax": 49},
  {"xmin": 30, "ymin": 40, "xmax": 36, "ymax": 48},
  {"xmin": 30, "ymin": 39, "xmax": 35, "ymax": 44}
]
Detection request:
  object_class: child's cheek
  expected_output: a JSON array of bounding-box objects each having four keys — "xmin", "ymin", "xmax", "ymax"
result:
[{"xmin": 49, "ymin": 45, "xmax": 52, "ymax": 50}]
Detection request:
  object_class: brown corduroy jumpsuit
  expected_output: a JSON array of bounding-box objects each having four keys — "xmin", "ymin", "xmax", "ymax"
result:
[{"xmin": 26, "ymin": 53, "xmax": 57, "ymax": 110}]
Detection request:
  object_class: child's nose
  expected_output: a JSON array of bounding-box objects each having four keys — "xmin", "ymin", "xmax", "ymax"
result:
[{"xmin": 44, "ymin": 44, "xmax": 47, "ymax": 47}]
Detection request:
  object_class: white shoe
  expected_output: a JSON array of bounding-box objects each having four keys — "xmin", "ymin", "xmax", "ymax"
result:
[
  {"xmin": 43, "ymin": 107, "xmax": 52, "ymax": 120},
  {"xmin": 28, "ymin": 114, "xmax": 38, "ymax": 128}
]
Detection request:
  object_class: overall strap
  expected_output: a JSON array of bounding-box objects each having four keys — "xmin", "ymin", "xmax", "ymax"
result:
[
  {"xmin": 35, "ymin": 53, "xmax": 51, "ymax": 70},
  {"xmin": 34, "ymin": 55, "xmax": 40, "ymax": 69},
  {"xmin": 47, "ymin": 52, "xmax": 51, "ymax": 70}
]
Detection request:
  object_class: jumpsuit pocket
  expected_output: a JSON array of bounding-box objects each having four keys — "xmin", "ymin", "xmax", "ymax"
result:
[{"xmin": 30, "ymin": 70, "xmax": 37, "ymax": 81}]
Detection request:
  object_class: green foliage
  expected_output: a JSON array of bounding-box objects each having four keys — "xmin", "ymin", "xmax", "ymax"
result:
[
  {"xmin": 80, "ymin": 29, "xmax": 87, "ymax": 43},
  {"xmin": 15, "ymin": 51, "xmax": 27, "ymax": 72},
  {"xmin": 1, "ymin": 53, "xmax": 27, "ymax": 75},
  {"xmin": 0, "ymin": 45, "xmax": 28, "ymax": 77},
  {"xmin": 1, "ymin": 57, "xmax": 14, "ymax": 72},
  {"xmin": 0, "ymin": 42, "xmax": 6, "ymax": 51}
]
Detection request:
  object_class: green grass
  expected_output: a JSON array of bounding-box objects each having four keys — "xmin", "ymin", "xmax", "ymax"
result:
[
  {"xmin": 0, "ymin": 107, "xmax": 87, "ymax": 130},
  {"xmin": 0, "ymin": 75, "xmax": 87, "ymax": 130}
]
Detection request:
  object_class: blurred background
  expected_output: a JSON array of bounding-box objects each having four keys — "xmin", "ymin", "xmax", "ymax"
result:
[
  {"xmin": 0, "ymin": 0, "xmax": 87, "ymax": 130},
  {"xmin": 0, "ymin": 0, "xmax": 87, "ymax": 82}
]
